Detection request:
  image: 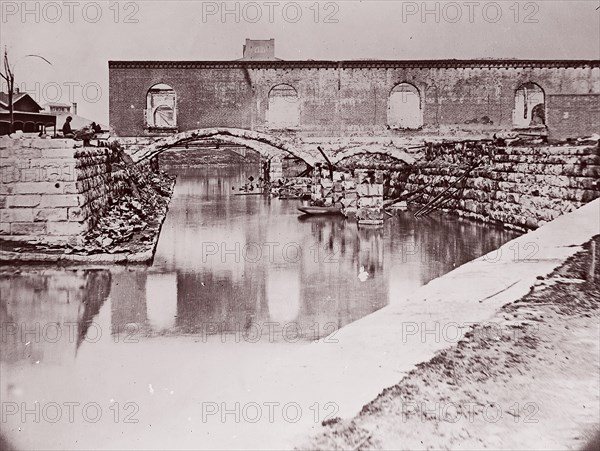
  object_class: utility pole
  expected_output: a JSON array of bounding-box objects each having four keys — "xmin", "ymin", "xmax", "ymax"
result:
[
  {"xmin": 0, "ymin": 47, "xmax": 15, "ymax": 134},
  {"xmin": 0, "ymin": 48, "xmax": 52, "ymax": 134}
]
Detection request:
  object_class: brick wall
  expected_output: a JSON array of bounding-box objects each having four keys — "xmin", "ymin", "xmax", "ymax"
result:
[
  {"xmin": 398, "ymin": 144, "xmax": 600, "ymax": 230},
  {"xmin": 547, "ymin": 94, "xmax": 600, "ymax": 140},
  {"xmin": 109, "ymin": 61, "xmax": 600, "ymax": 140},
  {"xmin": 0, "ymin": 137, "xmax": 127, "ymax": 244}
]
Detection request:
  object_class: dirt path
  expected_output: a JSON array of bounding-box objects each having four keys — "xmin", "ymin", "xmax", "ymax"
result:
[{"xmin": 301, "ymin": 237, "xmax": 600, "ymax": 450}]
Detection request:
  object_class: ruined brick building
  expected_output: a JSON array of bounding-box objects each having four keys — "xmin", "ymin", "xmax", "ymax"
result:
[{"xmin": 109, "ymin": 39, "xmax": 600, "ymax": 141}]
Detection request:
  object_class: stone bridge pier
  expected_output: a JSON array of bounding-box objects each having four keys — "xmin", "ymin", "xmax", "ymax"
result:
[{"xmin": 0, "ymin": 137, "xmax": 128, "ymax": 245}]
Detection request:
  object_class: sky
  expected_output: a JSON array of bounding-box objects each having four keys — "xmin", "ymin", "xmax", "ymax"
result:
[{"xmin": 1, "ymin": 0, "xmax": 599, "ymax": 124}]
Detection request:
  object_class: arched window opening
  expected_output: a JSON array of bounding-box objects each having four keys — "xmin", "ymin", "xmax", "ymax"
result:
[
  {"xmin": 513, "ymin": 82, "xmax": 545, "ymax": 128},
  {"xmin": 266, "ymin": 84, "xmax": 299, "ymax": 128},
  {"xmin": 388, "ymin": 83, "xmax": 423, "ymax": 129},
  {"xmin": 146, "ymin": 83, "xmax": 177, "ymax": 129}
]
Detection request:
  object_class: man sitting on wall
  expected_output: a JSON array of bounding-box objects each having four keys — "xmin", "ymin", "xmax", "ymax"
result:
[{"xmin": 62, "ymin": 116, "xmax": 75, "ymax": 138}]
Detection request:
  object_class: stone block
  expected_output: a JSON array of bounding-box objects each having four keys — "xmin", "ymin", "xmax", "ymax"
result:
[
  {"xmin": 46, "ymin": 221, "xmax": 87, "ymax": 236},
  {"xmin": 332, "ymin": 172, "xmax": 345, "ymax": 182},
  {"xmin": 1, "ymin": 208, "xmax": 34, "ymax": 222},
  {"xmin": 29, "ymin": 138, "xmax": 74, "ymax": 150},
  {"xmin": 0, "ymin": 222, "xmax": 9, "ymax": 234},
  {"xmin": 12, "ymin": 181, "xmax": 78, "ymax": 195},
  {"xmin": 0, "ymin": 136, "xmax": 15, "ymax": 150},
  {"xmin": 355, "ymin": 170, "xmax": 369, "ymax": 184},
  {"xmin": 582, "ymin": 166, "xmax": 600, "ymax": 178},
  {"xmin": 40, "ymin": 147, "xmax": 78, "ymax": 159},
  {"xmin": 0, "ymin": 183, "xmax": 12, "ymax": 195},
  {"xmin": 344, "ymin": 191, "xmax": 357, "ymax": 201},
  {"xmin": 34, "ymin": 208, "xmax": 68, "ymax": 222},
  {"xmin": 7, "ymin": 195, "xmax": 41, "ymax": 208},
  {"xmin": 27, "ymin": 160, "xmax": 78, "ymax": 182},
  {"xmin": 68, "ymin": 207, "xmax": 85, "ymax": 221},
  {"xmin": 342, "ymin": 180, "xmax": 356, "ymax": 190},
  {"xmin": 546, "ymin": 175, "xmax": 571, "ymax": 188},
  {"xmin": 11, "ymin": 222, "xmax": 46, "ymax": 235},
  {"xmin": 356, "ymin": 184, "xmax": 370, "ymax": 196},
  {"xmin": 39, "ymin": 194, "xmax": 83, "ymax": 208},
  {"xmin": 0, "ymin": 146, "xmax": 42, "ymax": 159},
  {"xmin": 356, "ymin": 183, "xmax": 383, "ymax": 196}
]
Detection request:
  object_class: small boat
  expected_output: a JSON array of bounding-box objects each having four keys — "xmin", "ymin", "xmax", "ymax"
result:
[
  {"xmin": 297, "ymin": 206, "xmax": 343, "ymax": 215},
  {"xmin": 233, "ymin": 191, "xmax": 265, "ymax": 196}
]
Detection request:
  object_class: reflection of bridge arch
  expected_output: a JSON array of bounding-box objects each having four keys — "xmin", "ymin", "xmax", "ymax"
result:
[{"xmin": 130, "ymin": 128, "xmax": 316, "ymax": 165}]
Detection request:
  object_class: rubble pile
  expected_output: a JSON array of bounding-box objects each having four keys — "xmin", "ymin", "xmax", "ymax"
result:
[
  {"xmin": 337, "ymin": 152, "xmax": 410, "ymax": 171},
  {"xmin": 74, "ymin": 166, "xmax": 175, "ymax": 255}
]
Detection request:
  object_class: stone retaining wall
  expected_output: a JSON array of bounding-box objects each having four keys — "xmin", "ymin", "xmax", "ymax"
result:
[
  {"xmin": 0, "ymin": 137, "xmax": 127, "ymax": 244},
  {"xmin": 398, "ymin": 144, "xmax": 600, "ymax": 230}
]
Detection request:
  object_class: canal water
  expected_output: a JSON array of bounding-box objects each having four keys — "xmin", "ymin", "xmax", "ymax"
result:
[{"xmin": 0, "ymin": 165, "xmax": 520, "ymax": 450}]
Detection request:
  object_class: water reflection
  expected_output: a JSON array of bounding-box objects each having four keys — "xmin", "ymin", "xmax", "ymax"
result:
[
  {"xmin": 1, "ymin": 166, "xmax": 520, "ymax": 353},
  {"xmin": 0, "ymin": 269, "xmax": 111, "ymax": 364}
]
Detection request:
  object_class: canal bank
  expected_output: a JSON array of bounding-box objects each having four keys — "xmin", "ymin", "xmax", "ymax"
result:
[
  {"xmin": 274, "ymin": 198, "xmax": 600, "ymax": 449},
  {"xmin": 301, "ymin": 235, "xmax": 600, "ymax": 450}
]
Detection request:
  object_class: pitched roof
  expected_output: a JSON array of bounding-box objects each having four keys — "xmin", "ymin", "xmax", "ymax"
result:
[
  {"xmin": 0, "ymin": 92, "xmax": 44, "ymax": 113},
  {"xmin": 0, "ymin": 92, "xmax": 28, "ymax": 106}
]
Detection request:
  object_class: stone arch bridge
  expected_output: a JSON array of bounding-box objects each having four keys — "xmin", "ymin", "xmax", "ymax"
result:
[{"xmin": 122, "ymin": 127, "xmax": 416, "ymax": 168}]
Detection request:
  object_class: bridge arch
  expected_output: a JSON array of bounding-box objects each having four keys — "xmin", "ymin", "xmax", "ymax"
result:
[
  {"xmin": 330, "ymin": 145, "xmax": 416, "ymax": 166},
  {"xmin": 129, "ymin": 127, "xmax": 316, "ymax": 165}
]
